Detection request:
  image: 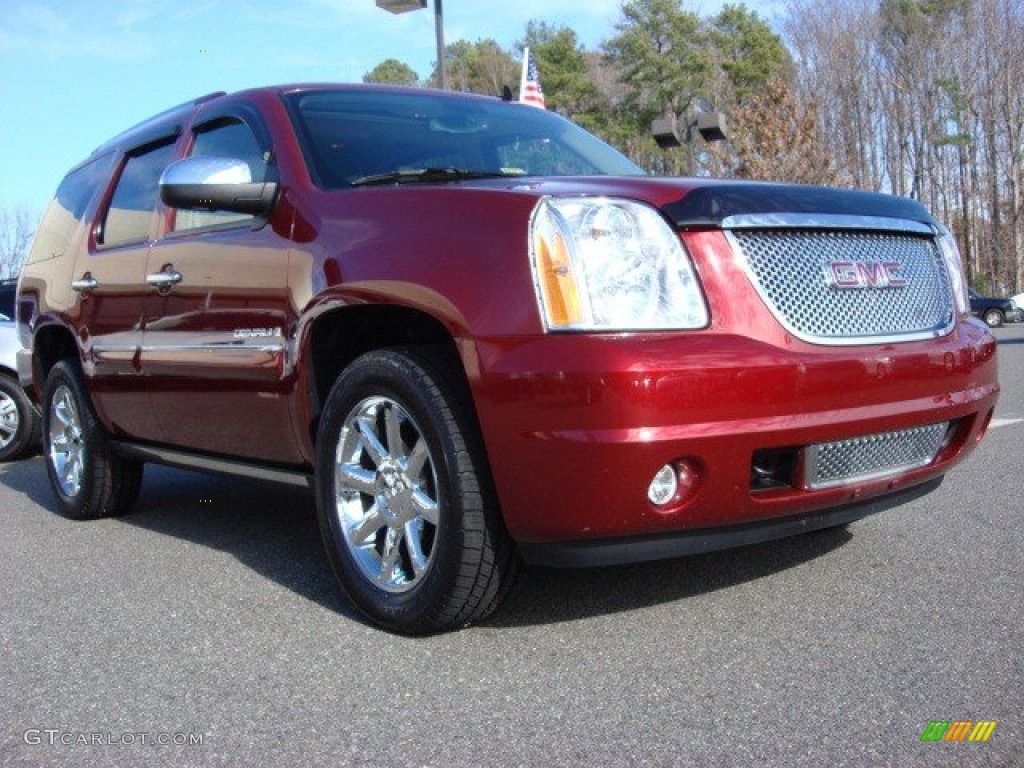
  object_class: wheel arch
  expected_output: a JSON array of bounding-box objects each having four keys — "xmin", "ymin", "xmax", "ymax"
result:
[
  {"xmin": 30, "ymin": 321, "xmax": 80, "ymax": 398},
  {"xmin": 302, "ymin": 303, "xmax": 475, "ymax": 448}
]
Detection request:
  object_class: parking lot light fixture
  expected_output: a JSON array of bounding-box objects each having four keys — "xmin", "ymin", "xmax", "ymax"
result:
[
  {"xmin": 376, "ymin": 0, "xmax": 426, "ymax": 10},
  {"xmin": 376, "ymin": 0, "xmax": 446, "ymax": 90}
]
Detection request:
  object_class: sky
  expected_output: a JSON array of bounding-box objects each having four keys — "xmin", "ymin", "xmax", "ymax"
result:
[{"xmin": 0, "ymin": 0, "xmax": 786, "ymax": 216}]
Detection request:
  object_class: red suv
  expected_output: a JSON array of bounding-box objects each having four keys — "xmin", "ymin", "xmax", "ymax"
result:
[{"xmin": 17, "ymin": 85, "xmax": 998, "ymax": 633}]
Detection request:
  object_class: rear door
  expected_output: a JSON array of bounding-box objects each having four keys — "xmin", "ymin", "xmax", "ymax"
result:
[{"xmin": 74, "ymin": 135, "xmax": 179, "ymax": 439}]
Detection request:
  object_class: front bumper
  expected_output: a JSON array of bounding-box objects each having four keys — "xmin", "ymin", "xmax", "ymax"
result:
[
  {"xmin": 470, "ymin": 320, "xmax": 997, "ymax": 547},
  {"xmin": 520, "ymin": 478, "xmax": 942, "ymax": 567}
]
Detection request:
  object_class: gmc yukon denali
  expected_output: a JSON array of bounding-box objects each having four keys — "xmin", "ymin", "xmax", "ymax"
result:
[{"xmin": 17, "ymin": 85, "xmax": 998, "ymax": 633}]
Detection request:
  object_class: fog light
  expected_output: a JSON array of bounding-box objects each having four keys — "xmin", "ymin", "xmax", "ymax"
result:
[
  {"xmin": 648, "ymin": 460, "xmax": 701, "ymax": 508},
  {"xmin": 648, "ymin": 464, "xmax": 678, "ymax": 506}
]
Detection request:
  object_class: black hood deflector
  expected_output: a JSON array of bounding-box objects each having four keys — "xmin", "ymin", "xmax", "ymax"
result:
[{"xmin": 663, "ymin": 182, "xmax": 935, "ymax": 230}]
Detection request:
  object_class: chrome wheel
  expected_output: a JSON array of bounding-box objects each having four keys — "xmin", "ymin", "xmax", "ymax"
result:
[
  {"xmin": 48, "ymin": 383, "xmax": 84, "ymax": 498},
  {"xmin": 334, "ymin": 395, "xmax": 440, "ymax": 593},
  {"xmin": 316, "ymin": 348, "xmax": 518, "ymax": 633},
  {"xmin": 0, "ymin": 389, "xmax": 18, "ymax": 449}
]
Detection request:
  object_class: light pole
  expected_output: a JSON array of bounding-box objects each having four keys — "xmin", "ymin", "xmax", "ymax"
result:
[{"xmin": 375, "ymin": 0, "xmax": 446, "ymax": 90}]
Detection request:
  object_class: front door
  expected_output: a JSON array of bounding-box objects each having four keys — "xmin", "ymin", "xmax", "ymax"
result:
[{"xmin": 141, "ymin": 116, "xmax": 301, "ymax": 463}]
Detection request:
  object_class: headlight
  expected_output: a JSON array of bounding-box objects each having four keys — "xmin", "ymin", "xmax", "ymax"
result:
[
  {"xmin": 530, "ymin": 197, "xmax": 708, "ymax": 331},
  {"xmin": 936, "ymin": 225, "xmax": 969, "ymax": 317}
]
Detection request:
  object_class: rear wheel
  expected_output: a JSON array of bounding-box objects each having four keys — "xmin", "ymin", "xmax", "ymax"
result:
[
  {"xmin": 0, "ymin": 373, "xmax": 40, "ymax": 461},
  {"xmin": 42, "ymin": 360, "xmax": 143, "ymax": 520},
  {"xmin": 315, "ymin": 346, "xmax": 518, "ymax": 634},
  {"xmin": 983, "ymin": 308, "xmax": 1003, "ymax": 328}
]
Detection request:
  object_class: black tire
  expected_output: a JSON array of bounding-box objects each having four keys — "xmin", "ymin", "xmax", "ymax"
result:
[
  {"xmin": 41, "ymin": 360, "xmax": 143, "ymax": 520},
  {"xmin": 983, "ymin": 308, "xmax": 1003, "ymax": 328},
  {"xmin": 315, "ymin": 346, "xmax": 519, "ymax": 634},
  {"xmin": 0, "ymin": 373, "xmax": 41, "ymax": 461}
]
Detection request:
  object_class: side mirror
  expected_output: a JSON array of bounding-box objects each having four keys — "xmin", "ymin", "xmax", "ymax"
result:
[{"xmin": 159, "ymin": 156, "xmax": 277, "ymax": 216}]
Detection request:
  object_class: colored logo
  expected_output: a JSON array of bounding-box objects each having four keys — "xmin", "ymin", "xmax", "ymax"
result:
[
  {"xmin": 825, "ymin": 260, "xmax": 908, "ymax": 289},
  {"xmin": 920, "ymin": 720, "xmax": 997, "ymax": 742}
]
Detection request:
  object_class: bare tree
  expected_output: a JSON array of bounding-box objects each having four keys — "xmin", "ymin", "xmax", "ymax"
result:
[
  {"xmin": 0, "ymin": 203, "xmax": 37, "ymax": 279},
  {"xmin": 784, "ymin": 0, "xmax": 1024, "ymax": 293},
  {"xmin": 784, "ymin": 0, "xmax": 885, "ymax": 190},
  {"xmin": 729, "ymin": 78, "xmax": 845, "ymax": 185}
]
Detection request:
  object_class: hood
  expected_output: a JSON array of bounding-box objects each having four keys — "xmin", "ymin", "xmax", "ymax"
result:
[{"xmin": 489, "ymin": 176, "xmax": 937, "ymax": 231}]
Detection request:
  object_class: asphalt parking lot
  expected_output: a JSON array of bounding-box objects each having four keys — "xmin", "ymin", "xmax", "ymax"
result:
[{"xmin": 2, "ymin": 324, "xmax": 1022, "ymax": 767}]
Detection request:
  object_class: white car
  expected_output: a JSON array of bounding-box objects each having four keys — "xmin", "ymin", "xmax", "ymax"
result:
[
  {"xmin": 0, "ymin": 314, "xmax": 40, "ymax": 461},
  {"xmin": 1012, "ymin": 292, "xmax": 1024, "ymax": 311}
]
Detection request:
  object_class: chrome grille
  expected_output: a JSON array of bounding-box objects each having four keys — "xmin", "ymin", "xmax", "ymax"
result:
[
  {"xmin": 803, "ymin": 423, "xmax": 950, "ymax": 490},
  {"xmin": 730, "ymin": 228, "xmax": 954, "ymax": 344}
]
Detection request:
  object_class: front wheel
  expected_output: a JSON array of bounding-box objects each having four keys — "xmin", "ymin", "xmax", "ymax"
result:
[
  {"xmin": 983, "ymin": 308, "xmax": 1003, "ymax": 328},
  {"xmin": 315, "ymin": 346, "xmax": 518, "ymax": 634},
  {"xmin": 42, "ymin": 360, "xmax": 143, "ymax": 520}
]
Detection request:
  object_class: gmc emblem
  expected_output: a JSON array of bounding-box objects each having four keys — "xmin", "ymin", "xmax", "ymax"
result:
[{"xmin": 825, "ymin": 260, "xmax": 908, "ymax": 289}]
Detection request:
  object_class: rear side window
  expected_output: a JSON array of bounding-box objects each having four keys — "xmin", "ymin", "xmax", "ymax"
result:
[
  {"xmin": 27, "ymin": 153, "xmax": 116, "ymax": 265},
  {"xmin": 100, "ymin": 140, "xmax": 176, "ymax": 248},
  {"xmin": 173, "ymin": 119, "xmax": 267, "ymax": 232}
]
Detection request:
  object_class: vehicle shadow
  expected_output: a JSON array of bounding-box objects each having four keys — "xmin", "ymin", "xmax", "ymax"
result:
[
  {"xmin": 0, "ymin": 458, "xmax": 852, "ymax": 630},
  {"xmin": 127, "ymin": 465, "xmax": 361, "ymax": 620},
  {"xmin": 993, "ymin": 325, "xmax": 1024, "ymax": 344},
  {"xmin": 0, "ymin": 454, "xmax": 56, "ymax": 506},
  {"xmin": 486, "ymin": 526, "xmax": 852, "ymax": 628},
  {"xmin": 0, "ymin": 458, "xmax": 358, "ymax": 622}
]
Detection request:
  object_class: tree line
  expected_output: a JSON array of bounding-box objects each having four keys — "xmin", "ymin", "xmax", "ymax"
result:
[
  {"xmin": 2, "ymin": 1, "xmax": 1018, "ymax": 290},
  {"xmin": 366, "ymin": 0, "xmax": 1024, "ymax": 294}
]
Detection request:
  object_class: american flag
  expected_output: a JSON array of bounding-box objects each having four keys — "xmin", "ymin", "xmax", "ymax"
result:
[{"xmin": 519, "ymin": 47, "xmax": 546, "ymax": 109}]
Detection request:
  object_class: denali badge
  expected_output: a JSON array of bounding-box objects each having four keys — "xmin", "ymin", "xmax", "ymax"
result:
[
  {"xmin": 233, "ymin": 327, "xmax": 282, "ymax": 339},
  {"xmin": 825, "ymin": 260, "xmax": 907, "ymax": 289}
]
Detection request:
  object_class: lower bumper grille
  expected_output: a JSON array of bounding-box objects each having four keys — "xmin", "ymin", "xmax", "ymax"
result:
[{"xmin": 802, "ymin": 422, "xmax": 951, "ymax": 490}]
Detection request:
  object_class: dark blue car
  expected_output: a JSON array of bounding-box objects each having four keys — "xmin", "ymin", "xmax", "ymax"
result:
[{"xmin": 969, "ymin": 288, "xmax": 1023, "ymax": 327}]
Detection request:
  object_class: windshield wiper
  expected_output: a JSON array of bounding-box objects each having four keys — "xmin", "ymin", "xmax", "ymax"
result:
[{"xmin": 349, "ymin": 167, "xmax": 518, "ymax": 187}]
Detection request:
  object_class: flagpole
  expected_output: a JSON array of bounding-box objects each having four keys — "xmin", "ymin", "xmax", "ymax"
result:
[
  {"xmin": 434, "ymin": 0, "xmax": 446, "ymax": 90},
  {"xmin": 520, "ymin": 46, "xmax": 528, "ymax": 104}
]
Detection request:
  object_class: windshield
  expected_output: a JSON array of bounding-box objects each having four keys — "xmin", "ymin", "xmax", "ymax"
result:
[{"xmin": 284, "ymin": 89, "xmax": 645, "ymax": 189}]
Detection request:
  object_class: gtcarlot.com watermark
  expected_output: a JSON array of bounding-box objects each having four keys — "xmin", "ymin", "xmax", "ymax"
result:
[{"xmin": 24, "ymin": 729, "xmax": 204, "ymax": 747}]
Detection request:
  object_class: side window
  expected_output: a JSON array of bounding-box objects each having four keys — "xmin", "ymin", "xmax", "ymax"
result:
[
  {"xmin": 27, "ymin": 153, "xmax": 116, "ymax": 264},
  {"xmin": 101, "ymin": 140, "xmax": 176, "ymax": 248},
  {"xmin": 173, "ymin": 119, "xmax": 267, "ymax": 232}
]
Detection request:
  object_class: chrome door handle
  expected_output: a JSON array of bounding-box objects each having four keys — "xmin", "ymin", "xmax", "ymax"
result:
[
  {"xmin": 146, "ymin": 269, "xmax": 183, "ymax": 288},
  {"xmin": 71, "ymin": 277, "xmax": 98, "ymax": 292}
]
